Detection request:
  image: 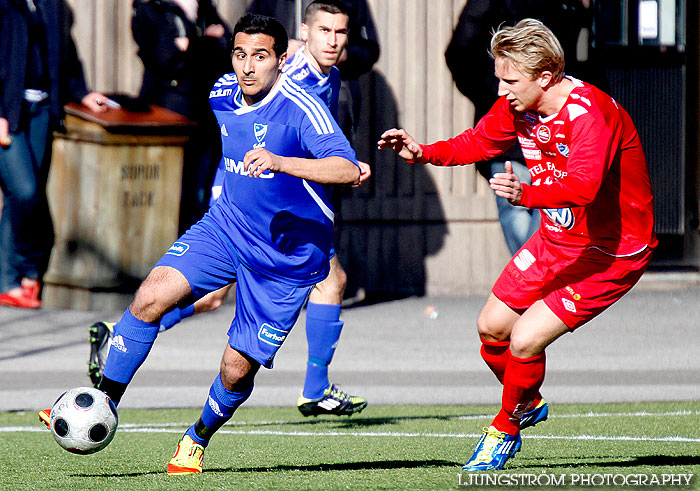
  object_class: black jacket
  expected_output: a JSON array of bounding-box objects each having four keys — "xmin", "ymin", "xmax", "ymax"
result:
[
  {"xmin": 444, "ymin": 0, "xmax": 591, "ymax": 172},
  {"xmin": 132, "ymin": 0, "xmax": 231, "ymax": 121},
  {"xmin": 0, "ymin": 0, "xmax": 89, "ymax": 132},
  {"xmin": 445, "ymin": 0, "xmax": 589, "ymax": 121}
]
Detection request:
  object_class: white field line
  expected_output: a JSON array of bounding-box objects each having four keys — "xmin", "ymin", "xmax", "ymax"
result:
[
  {"xmin": 4, "ymin": 426, "xmax": 699, "ymax": 443},
  {"xmin": 52, "ymin": 409, "xmax": 700, "ymax": 429},
  {"xmin": 3, "ymin": 410, "xmax": 700, "ymax": 442}
]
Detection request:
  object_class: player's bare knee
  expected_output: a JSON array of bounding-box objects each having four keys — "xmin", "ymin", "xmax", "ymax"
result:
[
  {"xmin": 331, "ymin": 265, "xmax": 347, "ymax": 293},
  {"xmin": 477, "ymin": 309, "xmax": 508, "ymax": 342},
  {"xmin": 130, "ymin": 266, "xmax": 190, "ymax": 322},
  {"xmin": 130, "ymin": 284, "xmax": 167, "ymax": 323},
  {"xmin": 312, "ymin": 266, "xmax": 346, "ymax": 304},
  {"xmin": 508, "ymin": 333, "xmax": 542, "ymax": 359},
  {"xmin": 220, "ymin": 350, "xmax": 259, "ymax": 392},
  {"xmin": 220, "ymin": 364, "xmax": 248, "ymax": 391}
]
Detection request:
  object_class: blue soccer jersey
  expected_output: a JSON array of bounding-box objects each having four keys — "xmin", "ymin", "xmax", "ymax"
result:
[
  {"xmin": 282, "ymin": 46, "xmax": 341, "ymax": 121},
  {"xmin": 209, "ymin": 49, "xmax": 343, "ymax": 203},
  {"xmin": 205, "ymin": 72, "xmax": 358, "ymax": 286}
]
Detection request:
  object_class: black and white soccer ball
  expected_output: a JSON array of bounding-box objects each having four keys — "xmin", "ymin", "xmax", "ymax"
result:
[{"xmin": 49, "ymin": 387, "xmax": 118, "ymax": 454}]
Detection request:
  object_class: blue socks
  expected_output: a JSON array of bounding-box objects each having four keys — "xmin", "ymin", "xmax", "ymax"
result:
[
  {"xmin": 302, "ymin": 302, "xmax": 343, "ymax": 400},
  {"xmin": 102, "ymin": 308, "xmax": 160, "ymax": 385},
  {"xmin": 159, "ymin": 304, "xmax": 195, "ymax": 332},
  {"xmin": 185, "ymin": 374, "xmax": 253, "ymax": 447}
]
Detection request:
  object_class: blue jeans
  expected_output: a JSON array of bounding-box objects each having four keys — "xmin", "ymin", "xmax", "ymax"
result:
[
  {"xmin": 0, "ymin": 99, "xmax": 54, "ymax": 291},
  {"xmin": 490, "ymin": 160, "xmax": 540, "ymax": 256}
]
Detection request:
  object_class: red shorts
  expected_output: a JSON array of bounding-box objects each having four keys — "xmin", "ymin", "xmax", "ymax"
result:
[{"xmin": 492, "ymin": 232, "xmax": 654, "ymax": 329}]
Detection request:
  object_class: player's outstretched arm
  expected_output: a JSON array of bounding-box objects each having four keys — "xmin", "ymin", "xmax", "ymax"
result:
[
  {"xmin": 243, "ymin": 147, "xmax": 360, "ymax": 185},
  {"xmin": 377, "ymin": 128, "xmax": 423, "ymax": 162},
  {"xmin": 489, "ymin": 160, "xmax": 523, "ymax": 205}
]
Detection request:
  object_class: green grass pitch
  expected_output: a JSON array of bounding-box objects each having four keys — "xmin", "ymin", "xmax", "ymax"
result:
[{"xmin": 1, "ymin": 401, "xmax": 699, "ymax": 490}]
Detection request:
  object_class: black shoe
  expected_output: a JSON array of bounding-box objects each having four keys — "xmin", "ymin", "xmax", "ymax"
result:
[
  {"xmin": 87, "ymin": 322, "xmax": 115, "ymax": 387},
  {"xmin": 297, "ymin": 384, "xmax": 367, "ymax": 417}
]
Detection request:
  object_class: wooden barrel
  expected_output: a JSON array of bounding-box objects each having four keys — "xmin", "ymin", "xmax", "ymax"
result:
[{"xmin": 43, "ymin": 103, "xmax": 193, "ymax": 310}]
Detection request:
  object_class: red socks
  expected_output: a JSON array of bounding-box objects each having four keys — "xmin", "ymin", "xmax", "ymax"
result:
[
  {"xmin": 491, "ymin": 352, "xmax": 546, "ymax": 435},
  {"xmin": 480, "ymin": 339, "xmax": 510, "ymax": 384}
]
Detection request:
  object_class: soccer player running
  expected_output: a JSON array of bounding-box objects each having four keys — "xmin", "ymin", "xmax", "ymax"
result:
[
  {"xmin": 378, "ymin": 19, "xmax": 656, "ymax": 471},
  {"xmin": 86, "ymin": 0, "xmax": 370, "ymax": 418},
  {"xmin": 281, "ymin": 0, "xmax": 371, "ymax": 416},
  {"xmin": 50, "ymin": 13, "xmax": 361, "ymax": 474}
]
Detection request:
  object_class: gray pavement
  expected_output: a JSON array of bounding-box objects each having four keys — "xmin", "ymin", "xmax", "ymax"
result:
[{"xmin": 1, "ymin": 272, "xmax": 699, "ymax": 411}]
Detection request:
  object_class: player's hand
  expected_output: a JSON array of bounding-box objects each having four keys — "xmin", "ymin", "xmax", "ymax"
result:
[
  {"xmin": 489, "ymin": 160, "xmax": 522, "ymax": 204},
  {"xmin": 377, "ymin": 128, "xmax": 423, "ymax": 162},
  {"xmin": 81, "ymin": 92, "xmax": 110, "ymax": 113},
  {"xmin": 351, "ymin": 161, "xmax": 371, "ymax": 187},
  {"xmin": 243, "ymin": 147, "xmax": 284, "ymax": 178},
  {"xmin": 0, "ymin": 118, "xmax": 11, "ymax": 147}
]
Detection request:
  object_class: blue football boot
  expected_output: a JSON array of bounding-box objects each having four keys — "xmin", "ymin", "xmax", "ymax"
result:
[
  {"xmin": 462, "ymin": 426, "xmax": 521, "ymax": 471},
  {"xmin": 520, "ymin": 399, "xmax": 549, "ymax": 430}
]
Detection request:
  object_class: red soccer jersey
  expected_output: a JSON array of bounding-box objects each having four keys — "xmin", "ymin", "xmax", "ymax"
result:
[{"xmin": 420, "ymin": 78, "xmax": 656, "ymax": 256}]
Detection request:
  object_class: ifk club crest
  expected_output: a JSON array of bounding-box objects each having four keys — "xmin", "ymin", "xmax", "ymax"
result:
[{"xmin": 254, "ymin": 123, "xmax": 268, "ymax": 144}]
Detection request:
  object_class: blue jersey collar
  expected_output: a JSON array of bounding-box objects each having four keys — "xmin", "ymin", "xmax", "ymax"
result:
[{"xmin": 234, "ymin": 73, "xmax": 288, "ymax": 115}]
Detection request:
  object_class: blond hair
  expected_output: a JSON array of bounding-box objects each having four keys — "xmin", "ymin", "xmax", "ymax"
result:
[{"xmin": 490, "ymin": 19, "xmax": 565, "ymax": 82}]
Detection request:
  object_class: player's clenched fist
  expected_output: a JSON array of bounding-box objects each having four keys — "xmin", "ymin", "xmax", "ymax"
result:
[
  {"xmin": 377, "ymin": 128, "xmax": 423, "ymax": 162},
  {"xmin": 489, "ymin": 160, "xmax": 523, "ymax": 205},
  {"xmin": 244, "ymin": 147, "xmax": 284, "ymax": 178}
]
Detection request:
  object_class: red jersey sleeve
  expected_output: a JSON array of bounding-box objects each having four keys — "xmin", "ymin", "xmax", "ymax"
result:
[{"xmin": 420, "ymin": 98, "xmax": 519, "ymax": 166}]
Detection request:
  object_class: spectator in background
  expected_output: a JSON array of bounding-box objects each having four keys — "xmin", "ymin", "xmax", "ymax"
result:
[
  {"xmin": 445, "ymin": 0, "xmax": 593, "ymax": 255},
  {"xmin": 131, "ymin": 0, "xmax": 232, "ymax": 233},
  {"xmin": 0, "ymin": 0, "xmax": 108, "ymax": 309},
  {"xmin": 247, "ymin": 0, "xmax": 379, "ymax": 138}
]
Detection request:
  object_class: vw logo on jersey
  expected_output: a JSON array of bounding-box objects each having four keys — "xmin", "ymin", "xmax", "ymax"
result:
[
  {"xmin": 254, "ymin": 123, "xmax": 268, "ymax": 143},
  {"xmin": 536, "ymin": 125, "xmax": 551, "ymax": 143},
  {"xmin": 556, "ymin": 143, "xmax": 569, "ymax": 157},
  {"xmin": 543, "ymin": 207, "xmax": 575, "ymax": 229}
]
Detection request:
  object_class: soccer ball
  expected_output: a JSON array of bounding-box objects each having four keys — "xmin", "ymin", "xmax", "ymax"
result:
[{"xmin": 49, "ymin": 387, "xmax": 118, "ymax": 454}]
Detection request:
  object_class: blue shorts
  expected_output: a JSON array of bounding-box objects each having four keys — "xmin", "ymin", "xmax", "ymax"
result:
[{"xmin": 156, "ymin": 221, "xmax": 313, "ymax": 368}]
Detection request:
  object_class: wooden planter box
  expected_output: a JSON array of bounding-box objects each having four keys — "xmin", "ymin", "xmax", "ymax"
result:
[{"xmin": 43, "ymin": 103, "xmax": 193, "ymax": 310}]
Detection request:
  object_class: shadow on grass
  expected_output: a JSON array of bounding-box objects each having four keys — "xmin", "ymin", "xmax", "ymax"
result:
[
  {"xmin": 524, "ymin": 454, "xmax": 700, "ymax": 470},
  {"xmin": 75, "ymin": 458, "xmax": 459, "ymax": 478},
  {"xmin": 242, "ymin": 413, "xmax": 490, "ymax": 430}
]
